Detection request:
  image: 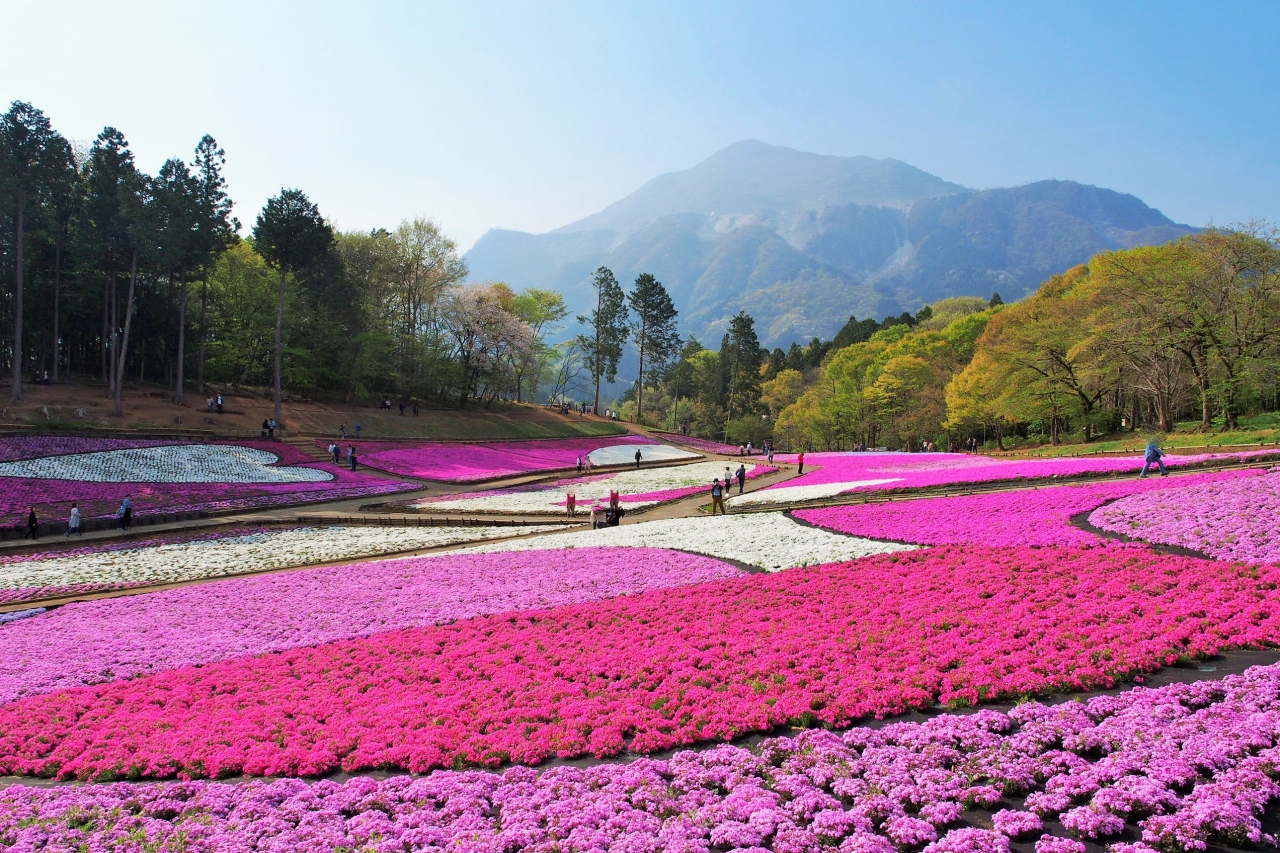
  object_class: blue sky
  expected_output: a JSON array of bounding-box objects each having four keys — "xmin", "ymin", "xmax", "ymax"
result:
[{"xmin": 4, "ymin": 1, "xmax": 1277, "ymax": 250}]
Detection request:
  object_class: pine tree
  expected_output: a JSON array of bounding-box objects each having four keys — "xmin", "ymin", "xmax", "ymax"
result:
[
  {"xmin": 627, "ymin": 273, "xmax": 679, "ymax": 424},
  {"xmin": 575, "ymin": 266, "xmax": 628, "ymax": 411}
]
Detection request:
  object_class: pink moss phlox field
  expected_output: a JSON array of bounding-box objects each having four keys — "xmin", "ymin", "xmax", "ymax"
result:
[
  {"xmin": 415, "ymin": 464, "xmax": 777, "ymax": 510},
  {"xmin": 1090, "ymin": 469, "xmax": 1280, "ymax": 563},
  {"xmin": 0, "ymin": 437, "xmax": 411, "ymax": 526},
  {"xmin": 7, "ymin": 545, "xmax": 1280, "ymax": 781},
  {"xmin": 766, "ymin": 449, "xmax": 1277, "ymax": 497},
  {"xmin": 345, "ymin": 435, "xmax": 655, "ymax": 482},
  {"xmin": 7, "ymin": 664, "xmax": 1280, "ymax": 852},
  {"xmin": 795, "ymin": 470, "xmax": 1259, "ymax": 548},
  {"xmin": 0, "ymin": 547, "xmax": 741, "ymax": 704}
]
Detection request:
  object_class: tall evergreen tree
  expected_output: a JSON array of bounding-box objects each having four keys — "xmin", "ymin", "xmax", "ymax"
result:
[
  {"xmin": 192, "ymin": 135, "xmax": 236, "ymax": 394},
  {"xmin": 78, "ymin": 128, "xmax": 138, "ymax": 391},
  {"xmin": 253, "ymin": 188, "xmax": 332, "ymax": 426},
  {"xmin": 575, "ymin": 266, "xmax": 628, "ymax": 411},
  {"xmin": 0, "ymin": 101, "xmax": 70, "ymax": 401},
  {"xmin": 151, "ymin": 158, "xmax": 201, "ymax": 402},
  {"xmin": 720, "ymin": 310, "xmax": 764, "ymax": 434},
  {"xmin": 42, "ymin": 136, "xmax": 80, "ymax": 381},
  {"xmin": 627, "ymin": 272, "xmax": 679, "ymax": 423}
]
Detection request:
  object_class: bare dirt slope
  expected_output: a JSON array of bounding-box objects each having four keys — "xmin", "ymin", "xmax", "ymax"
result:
[{"xmin": 0, "ymin": 378, "xmax": 625, "ymax": 441}]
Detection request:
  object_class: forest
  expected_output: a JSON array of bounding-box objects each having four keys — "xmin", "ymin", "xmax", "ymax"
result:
[
  {"xmin": 0, "ymin": 101, "xmax": 577, "ymax": 422},
  {"xmin": 4, "ymin": 100, "xmax": 1280, "ymax": 448}
]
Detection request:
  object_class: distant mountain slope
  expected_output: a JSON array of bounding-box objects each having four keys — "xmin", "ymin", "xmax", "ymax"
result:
[
  {"xmin": 466, "ymin": 143, "xmax": 1193, "ymax": 347},
  {"xmin": 557, "ymin": 139, "xmax": 967, "ymax": 234}
]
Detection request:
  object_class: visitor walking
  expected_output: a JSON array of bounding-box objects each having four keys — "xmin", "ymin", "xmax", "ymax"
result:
[
  {"xmin": 1140, "ymin": 438, "xmax": 1168, "ymax": 478},
  {"xmin": 413, "ymin": 401, "xmax": 420, "ymax": 416},
  {"xmin": 267, "ymin": 419, "xmax": 276, "ymax": 439},
  {"xmin": 66, "ymin": 503, "xmax": 81, "ymax": 537},
  {"xmin": 767, "ymin": 442, "xmax": 775, "ymax": 465},
  {"xmin": 216, "ymin": 394, "xmax": 223, "ymax": 414},
  {"xmin": 350, "ymin": 448, "xmax": 359, "ymax": 471},
  {"xmin": 399, "ymin": 401, "xmax": 406, "ymax": 416},
  {"xmin": 340, "ymin": 423, "xmax": 347, "ymax": 439},
  {"xmin": 261, "ymin": 418, "xmax": 270, "ymax": 438},
  {"xmin": 206, "ymin": 396, "xmax": 214, "ymax": 413},
  {"xmin": 117, "ymin": 496, "xmax": 133, "ymax": 530},
  {"xmin": 329, "ymin": 442, "xmax": 339, "ymax": 464},
  {"xmin": 576, "ymin": 455, "xmax": 583, "ymax": 474},
  {"xmin": 634, "ymin": 449, "xmax": 643, "ymax": 469},
  {"xmin": 736, "ymin": 464, "xmax": 746, "ymax": 494},
  {"xmin": 355, "ymin": 421, "xmax": 363, "ymax": 439},
  {"xmin": 24, "ymin": 507, "xmax": 38, "ymax": 540},
  {"xmin": 710, "ymin": 478, "xmax": 726, "ymax": 515},
  {"xmin": 798, "ymin": 451, "xmax": 805, "ymax": 475},
  {"xmin": 724, "ymin": 465, "xmax": 732, "ymax": 485},
  {"xmin": 566, "ymin": 492, "xmax": 576, "ymax": 518}
]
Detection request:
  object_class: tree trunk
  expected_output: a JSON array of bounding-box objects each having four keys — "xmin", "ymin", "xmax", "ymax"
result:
[
  {"xmin": 52, "ymin": 241, "xmax": 61, "ymax": 382},
  {"xmin": 100, "ymin": 275, "xmax": 109, "ymax": 384},
  {"xmin": 10, "ymin": 191, "xmax": 24, "ymax": 403},
  {"xmin": 197, "ymin": 275, "xmax": 209, "ymax": 393},
  {"xmin": 174, "ymin": 276, "xmax": 187, "ymax": 403},
  {"xmin": 273, "ymin": 267, "xmax": 286, "ymax": 427},
  {"xmin": 112, "ymin": 251, "xmax": 139, "ymax": 417},
  {"xmin": 635, "ymin": 322, "xmax": 646, "ymax": 425}
]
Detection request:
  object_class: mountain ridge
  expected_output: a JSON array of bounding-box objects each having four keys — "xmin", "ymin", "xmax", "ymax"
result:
[{"xmin": 467, "ymin": 142, "xmax": 1192, "ymax": 346}]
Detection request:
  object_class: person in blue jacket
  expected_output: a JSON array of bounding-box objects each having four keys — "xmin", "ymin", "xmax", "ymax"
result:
[{"xmin": 1140, "ymin": 438, "xmax": 1168, "ymax": 478}]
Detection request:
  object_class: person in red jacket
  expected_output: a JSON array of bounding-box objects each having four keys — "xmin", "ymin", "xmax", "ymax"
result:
[{"xmin": 798, "ymin": 451, "xmax": 805, "ymax": 475}]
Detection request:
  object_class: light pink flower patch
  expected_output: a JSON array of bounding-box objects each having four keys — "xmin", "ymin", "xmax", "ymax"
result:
[{"xmin": 1090, "ymin": 469, "xmax": 1280, "ymax": 562}]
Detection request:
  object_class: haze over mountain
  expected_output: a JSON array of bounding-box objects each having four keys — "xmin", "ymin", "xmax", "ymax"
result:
[{"xmin": 467, "ymin": 140, "xmax": 1193, "ymax": 347}]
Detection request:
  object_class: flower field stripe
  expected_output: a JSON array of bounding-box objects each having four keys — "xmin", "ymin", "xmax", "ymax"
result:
[
  {"xmin": 7, "ymin": 661, "xmax": 1280, "ymax": 850},
  {"xmin": 0, "ymin": 524, "xmax": 560, "ymax": 606},
  {"xmin": 4, "ymin": 545, "xmax": 1280, "ymax": 780},
  {"xmin": 0, "ymin": 546, "xmax": 740, "ymax": 704},
  {"xmin": 411, "ymin": 460, "xmax": 773, "ymax": 515},
  {"xmin": 350, "ymin": 435, "xmax": 662, "ymax": 482},
  {"xmin": 1090, "ymin": 469, "xmax": 1280, "ymax": 562},
  {"xmin": 464, "ymin": 511, "xmax": 913, "ymax": 570},
  {"xmin": 795, "ymin": 469, "xmax": 1259, "ymax": 547},
  {"xmin": 757, "ymin": 449, "xmax": 1280, "ymax": 499}
]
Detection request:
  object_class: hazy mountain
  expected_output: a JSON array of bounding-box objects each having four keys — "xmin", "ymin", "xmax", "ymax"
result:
[{"xmin": 467, "ymin": 141, "xmax": 1193, "ymax": 347}]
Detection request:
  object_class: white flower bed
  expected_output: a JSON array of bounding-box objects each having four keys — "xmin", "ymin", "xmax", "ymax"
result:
[
  {"xmin": 0, "ymin": 525, "xmax": 557, "ymax": 593},
  {"xmin": 0, "ymin": 445, "xmax": 332, "ymax": 484},
  {"xmin": 587, "ymin": 443, "xmax": 699, "ymax": 466},
  {"xmin": 727, "ymin": 478, "xmax": 903, "ymax": 507},
  {"xmin": 465, "ymin": 512, "xmax": 915, "ymax": 571},
  {"xmin": 415, "ymin": 461, "xmax": 754, "ymax": 515}
]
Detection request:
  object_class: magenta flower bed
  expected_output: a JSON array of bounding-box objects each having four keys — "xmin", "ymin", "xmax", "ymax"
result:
[
  {"xmin": 0, "ymin": 547, "xmax": 741, "ymax": 705},
  {"xmin": 1090, "ymin": 469, "xmax": 1280, "ymax": 563},
  {"xmin": 344, "ymin": 435, "xmax": 656, "ymax": 482},
  {"xmin": 655, "ymin": 432, "xmax": 743, "ymax": 455},
  {"xmin": 7, "ymin": 663, "xmax": 1280, "ymax": 852},
  {"xmin": 6, "ymin": 545, "xmax": 1280, "ymax": 781},
  {"xmin": 764, "ymin": 449, "xmax": 1277, "ymax": 498},
  {"xmin": 796, "ymin": 469, "xmax": 1259, "ymax": 548},
  {"xmin": 0, "ymin": 437, "xmax": 412, "ymax": 527}
]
